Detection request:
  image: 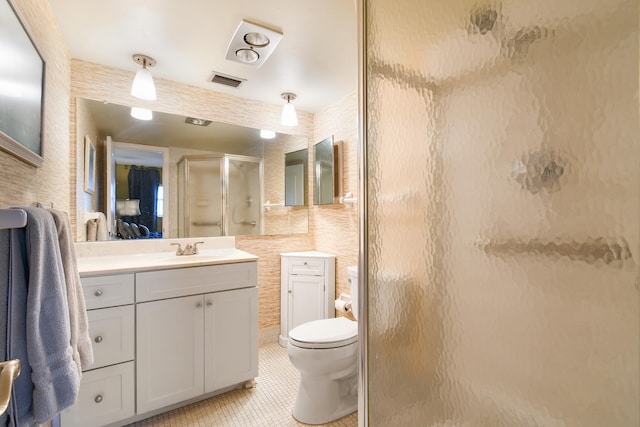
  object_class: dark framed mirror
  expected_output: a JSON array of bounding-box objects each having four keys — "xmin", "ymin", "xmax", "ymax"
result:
[
  {"xmin": 284, "ymin": 148, "xmax": 308, "ymax": 206},
  {"xmin": 314, "ymin": 136, "xmax": 342, "ymax": 205}
]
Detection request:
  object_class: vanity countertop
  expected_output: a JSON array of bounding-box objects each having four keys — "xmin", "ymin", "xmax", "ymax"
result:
[{"xmin": 77, "ymin": 248, "xmax": 258, "ymax": 275}]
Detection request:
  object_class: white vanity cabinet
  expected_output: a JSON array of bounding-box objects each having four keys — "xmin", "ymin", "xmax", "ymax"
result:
[
  {"xmin": 60, "ymin": 273, "xmax": 136, "ymax": 427},
  {"xmin": 61, "ymin": 256, "xmax": 258, "ymax": 427},
  {"xmin": 279, "ymin": 252, "xmax": 335, "ymax": 347},
  {"xmin": 136, "ymin": 262, "xmax": 258, "ymax": 414}
]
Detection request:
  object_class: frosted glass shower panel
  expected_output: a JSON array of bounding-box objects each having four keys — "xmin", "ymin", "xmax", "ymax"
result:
[
  {"xmin": 226, "ymin": 156, "xmax": 263, "ymax": 236},
  {"xmin": 364, "ymin": 0, "xmax": 639, "ymax": 426},
  {"xmin": 179, "ymin": 156, "xmax": 223, "ymax": 237}
]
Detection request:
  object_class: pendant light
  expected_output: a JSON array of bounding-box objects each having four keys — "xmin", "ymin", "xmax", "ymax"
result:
[
  {"xmin": 280, "ymin": 92, "xmax": 298, "ymax": 126},
  {"xmin": 131, "ymin": 54, "xmax": 157, "ymax": 101}
]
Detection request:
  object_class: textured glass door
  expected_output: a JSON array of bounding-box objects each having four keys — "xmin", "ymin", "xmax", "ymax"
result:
[{"xmin": 362, "ymin": 0, "xmax": 639, "ymax": 425}]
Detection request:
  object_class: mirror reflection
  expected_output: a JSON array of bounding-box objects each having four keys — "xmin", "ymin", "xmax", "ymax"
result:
[
  {"xmin": 314, "ymin": 136, "xmax": 337, "ymax": 205},
  {"xmin": 76, "ymin": 97, "xmax": 309, "ymax": 241},
  {"xmin": 284, "ymin": 148, "xmax": 308, "ymax": 206}
]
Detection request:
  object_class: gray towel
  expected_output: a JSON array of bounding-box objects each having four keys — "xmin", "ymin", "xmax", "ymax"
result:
[
  {"xmin": 49, "ymin": 209, "xmax": 94, "ymax": 374},
  {"xmin": 21, "ymin": 207, "xmax": 80, "ymax": 423},
  {"xmin": 5, "ymin": 224, "xmax": 34, "ymax": 426}
]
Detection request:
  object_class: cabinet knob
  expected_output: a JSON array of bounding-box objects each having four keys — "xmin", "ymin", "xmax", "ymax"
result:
[
  {"xmin": 196, "ymin": 302, "xmax": 202, "ymax": 308},
  {"xmin": 206, "ymin": 301, "xmax": 213, "ymax": 307},
  {"xmin": 304, "ymin": 261, "xmax": 308, "ymax": 265},
  {"xmin": 94, "ymin": 289, "xmax": 103, "ymax": 297},
  {"xmin": 94, "ymin": 395, "xmax": 103, "ymax": 403},
  {"xmin": 94, "ymin": 336, "xmax": 103, "ymax": 344}
]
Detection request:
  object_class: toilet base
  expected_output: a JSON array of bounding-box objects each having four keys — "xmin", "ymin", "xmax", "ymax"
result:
[{"xmin": 292, "ymin": 373, "xmax": 357, "ymax": 425}]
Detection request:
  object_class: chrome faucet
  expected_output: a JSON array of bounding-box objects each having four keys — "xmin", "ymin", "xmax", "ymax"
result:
[{"xmin": 171, "ymin": 241, "xmax": 205, "ymax": 256}]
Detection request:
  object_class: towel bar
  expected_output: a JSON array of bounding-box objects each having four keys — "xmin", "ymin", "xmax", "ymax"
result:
[{"xmin": 0, "ymin": 359, "xmax": 21, "ymax": 416}]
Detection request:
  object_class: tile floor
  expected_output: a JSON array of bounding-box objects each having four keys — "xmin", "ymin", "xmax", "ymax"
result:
[{"xmin": 129, "ymin": 343, "xmax": 358, "ymax": 427}]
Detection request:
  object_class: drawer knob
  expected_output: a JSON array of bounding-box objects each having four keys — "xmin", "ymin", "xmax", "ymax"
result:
[
  {"xmin": 94, "ymin": 336, "xmax": 103, "ymax": 344},
  {"xmin": 196, "ymin": 302, "xmax": 202, "ymax": 308},
  {"xmin": 206, "ymin": 301, "xmax": 212, "ymax": 307},
  {"xmin": 95, "ymin": 395, "xmax": 103, "ymax": 403},
  {"xmin": 304, "ymin": 262, "xmax": 308, "ymax": 265},
  {"xmin": 94, "ymin": 290, "xmax": 103, "ymax": 297}
]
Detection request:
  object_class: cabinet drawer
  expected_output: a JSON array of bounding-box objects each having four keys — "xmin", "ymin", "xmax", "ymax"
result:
[
  {"xmin": 82, "ymin": 274, "xmax": 134, "ymax": 309},
  {"xmin": 87, "ymin": 306, "xmax": 134, "ymax": 369},
  {"xmin": 60, "ymin": 361, "xmax": 135, "ymax": 427},
  {"xmin": 136, "ymin": 261, "xmax": 257, "ymax": 302},
  {"xmin": 288, "ymin": 257, "xmax": 325, "ymax": 275}
]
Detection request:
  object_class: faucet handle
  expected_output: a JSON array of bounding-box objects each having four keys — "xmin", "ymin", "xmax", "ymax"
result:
[
  {"xmin": 193, "ymin": 241, "xmax": 205, "ymax": 254},
  {"xmin": 170, "ymin": 242, "xmax": 184, "ymax": 255}
]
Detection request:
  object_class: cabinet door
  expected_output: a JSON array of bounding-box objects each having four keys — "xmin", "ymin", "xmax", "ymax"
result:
[
  {"xmin": 288, "ymin": 275, "xmax": 325, "ymax": 331},
  {"xmin": 136, "ymin": 295, "xmax": 204, "ymax": 414},
  {"xmin": 204, "ymin": 287, "xmax": 258, "ymax": 393}
]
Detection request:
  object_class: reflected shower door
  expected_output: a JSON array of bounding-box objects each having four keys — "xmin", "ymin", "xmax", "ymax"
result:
[
  {"xmin": 226, "ymin": 156, "xmax": 263, "ymax": 236},
  {"xmin": 180, "ymin": 156, "xmax": 223, "ymax": 237}
]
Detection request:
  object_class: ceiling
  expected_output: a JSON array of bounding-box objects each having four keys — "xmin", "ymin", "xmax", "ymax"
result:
[{"xmin": 48, "ymin": 0, "xmax": 358, "ymax": 114}]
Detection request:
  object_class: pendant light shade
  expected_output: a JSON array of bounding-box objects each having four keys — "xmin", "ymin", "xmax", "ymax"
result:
[
  {"xmin": 280, "ymin": 92, "xmax": 298, "ymax": 126},
  {"xmin": 131, "ymin": 54, "xmax": 157, "ymax": 101}
]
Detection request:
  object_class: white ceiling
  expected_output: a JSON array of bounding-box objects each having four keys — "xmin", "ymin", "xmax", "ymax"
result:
[{"xmin": 48, "ymin": 0, "xmax": 358, "ymax": 113}]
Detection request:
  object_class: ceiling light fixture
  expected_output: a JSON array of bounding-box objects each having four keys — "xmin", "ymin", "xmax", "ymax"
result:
[
  {"xmin": 235, "ymin": 48, "xmax": 259, "ymax": 64},
  {"xmin": 185, "ymin": 117, "xmax": 212, "ymax": 126},
  {"xmin": 260, "ymin": 129, "xmax": 276, "ymax": 139},
  {"xmin": 280, "ymin": 93, "xmax": 298, "ymax": 127},
  {"xmin": 131, "ymin": 54, "xmax": 157, "ymax": 101},
  {"xmin": 225, "ymin": 20, "xmax": 283, "ymax": 67},
  {"xmin": 131, "ymin": 107, "xmax": 153, "ymax": 121}
]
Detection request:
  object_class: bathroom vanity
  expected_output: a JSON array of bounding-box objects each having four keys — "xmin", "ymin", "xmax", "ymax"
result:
[{"xmin": 61, "ymin": 240, "xmax": 258, "ymax": 427}]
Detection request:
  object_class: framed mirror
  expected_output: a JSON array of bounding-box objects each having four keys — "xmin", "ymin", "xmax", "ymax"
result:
[
  {"xmin": 313, "ymin": 136, "xmax": 342, "ymax": 205},
  {"xmin": 75, "ymin": 97, "xmax": 309, "ymax": 241},
  {"xmin": 284, "ymin": 148, "xmax": 308, "ymax": 206}
]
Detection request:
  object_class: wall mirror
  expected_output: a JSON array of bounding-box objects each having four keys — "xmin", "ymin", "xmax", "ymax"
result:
[
  {"xmin": 76, "ymin": 97, "xmax": 309, "ymax": 241},
  {"xmin": 284, "ymin": 148, "xmax": 308, "ymax": 206},
  {"xmin": 313, "ymin": 136, "xmax": 341, "ymax": 205}
]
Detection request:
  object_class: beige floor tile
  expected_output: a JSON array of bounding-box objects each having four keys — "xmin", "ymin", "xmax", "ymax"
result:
[{"xmin": 128, "ymin": 343, "xmax": 358, "ymax": 427}]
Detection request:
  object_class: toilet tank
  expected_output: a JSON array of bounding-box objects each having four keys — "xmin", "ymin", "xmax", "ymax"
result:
[{"xmin": 347, "ymin": 265, "xmax": 358, "ymax": 320}]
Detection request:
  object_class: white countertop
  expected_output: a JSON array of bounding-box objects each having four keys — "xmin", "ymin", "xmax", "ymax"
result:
[
  {"xmin": 77, "ymin": 247, "xmax": 258, "ymax": 275},
  {"xmin": 75, "ymin": 236, "xmax": 257, "ymax": 275}
]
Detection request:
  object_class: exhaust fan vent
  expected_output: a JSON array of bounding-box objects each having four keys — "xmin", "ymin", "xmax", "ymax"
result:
[{"xmin": 208, "ymin": 71, "xmax": 246, "ymax": 88}]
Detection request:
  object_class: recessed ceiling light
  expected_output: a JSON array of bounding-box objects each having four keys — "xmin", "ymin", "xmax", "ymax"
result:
[
  {"xmin": 185, "ymin": 117, "xmax": 211, "ymax": 126},
  {"xmin": 244, "ymin": 32, "xmax": 270, "ymax": 47},
  {"xmin": 235, "ymin": 48, "xmax": 260, "ymax": 63}
]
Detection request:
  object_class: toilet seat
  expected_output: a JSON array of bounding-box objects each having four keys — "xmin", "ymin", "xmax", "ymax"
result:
[{"xmin": 289, "ymin": 317, "xmax": 357, "ymax": 349}]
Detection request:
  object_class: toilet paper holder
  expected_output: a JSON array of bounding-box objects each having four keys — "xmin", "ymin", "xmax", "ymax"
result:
[{"xmin": 335, "ymin": 293, "xmax": 352, "ymax": 313}]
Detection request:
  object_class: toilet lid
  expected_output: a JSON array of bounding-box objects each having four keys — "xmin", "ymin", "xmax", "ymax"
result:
[{"xmin": 289, "ymin": 317, "xmax": 358, "ymax": 349}]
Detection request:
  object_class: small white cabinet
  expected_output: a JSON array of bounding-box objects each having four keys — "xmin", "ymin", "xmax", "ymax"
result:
[{"xmin": 279, "ymin": 252, "xmax": 335, "ymax": 347}]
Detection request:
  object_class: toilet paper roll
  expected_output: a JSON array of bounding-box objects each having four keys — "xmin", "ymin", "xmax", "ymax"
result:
[{"xmin": 335, "ymin": 296, "xmax": 351, "ymax": 312}]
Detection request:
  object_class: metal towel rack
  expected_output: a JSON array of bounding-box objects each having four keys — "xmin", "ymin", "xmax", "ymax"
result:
[{"xmin": 0, "ymin": 360, "xmax": 20, "ymax": 416}]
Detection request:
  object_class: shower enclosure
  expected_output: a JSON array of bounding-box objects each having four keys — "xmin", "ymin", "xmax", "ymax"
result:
[
  {"xmin": 360, "ymin": 0, "xmax": 638, "ymax": 425},
  {"xmin": 177, "ymin": 154, "xmax": 263, "ymax": 237}
]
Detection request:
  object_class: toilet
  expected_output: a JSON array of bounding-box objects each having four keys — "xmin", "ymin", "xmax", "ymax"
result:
[{"xmin": 287, "ymin": 265, "xmax": 359, "ymax": 424}]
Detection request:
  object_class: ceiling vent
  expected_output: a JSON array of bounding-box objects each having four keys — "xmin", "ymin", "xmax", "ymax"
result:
[{"xmin": 208, "ymin": 71, "xmax": 246, "ymax": 88}]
